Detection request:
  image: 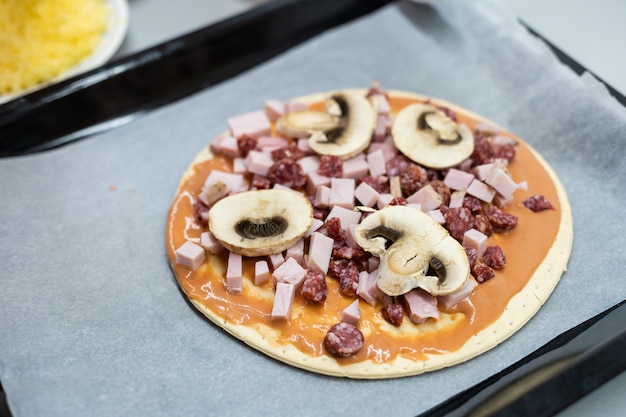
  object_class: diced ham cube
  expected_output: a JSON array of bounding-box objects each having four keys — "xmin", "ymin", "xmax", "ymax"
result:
[
  {"xmin": 463, "ymin": 228, "xmax": 488, "ymax": 257},
  {"xmin": 389, "ymin": 176, "xmax": 402, "ymax": 198},
  {"xmin": 342, "ymin": 155, "xmax": 369, "ymax": 179},
  {"xmin": 198, "ymin": 180, "xmax": 230, "ymax": 206},
  {"xmin": 244, "ymin": 150, "xmax": 274, "ymax": 177},
  {"xmin": 272, "ymin": 257, "xmax": 307, "ymax": 287},
  {"xmin": 271, "ymin": 282, "xmax": 296, "ymax": 320},
  {"xmin": 427, "ymin": 209, "xmax": 446, "ymax": 224},
  {"xmin": 285, "ymin": 238, "xmax": 305, "ymax": 265},
  {"xmin": 341, "ymin": 300, "xmax": 361, "ymax": 326},
  {"xmin": 203, "ymin": 170, "xmax": 247, "ymax": 196},
  {"xmin": 256, "ymin": 136, "xmax": 289, "ymax": 149},
  {"xmin": 474, "ymin": 163, "xmax": 495, "ymax": 181},
  {"xmin": 285, "ymin": 101, "xmax": 308, "ymax": 113},
  {"xmin": 369, "ymin": 142, "xmax": 398, "ymax": 163},
  {"xmin": 232, "ymin": 158, "xmax": 247, "ymax": 174},
  {"xmin": 213, "ymin": 135, "xmax": 241, "ymax": 158},
  {"xmin": 200, "ymin": 231, "xmax": 223, "ymax": 254},
  {"xmin": 297, "ymin": 155, "xmax": 321, "ymax": 174},
  {"xmin": 354, "ymin": 181, "xmax": 381, "ymax": 207},
  {"xmin": 225, "ymin": 251, "xmax": 243, "ymax": 294},
  {"xmin": 367, "ymin": 257, "xmax": 380, "ymax": 274},
  {"xmin": 306, "ymin": 232, "xmax": 334, "ymax": 274},
  {"xmin": 439, "ymin": 278, "xmax": 478, "ymax": 310},
  {"xmin": 264, "ymin": 99, "xmax": 285, "ymax": 122},
  {"xmin": 444, "ymin": 168, "xmax": 475, "ymax": 191},
  {"xmin": 485, "ymin": 168, "xmax": 518, "ymax": 199},
  {"xmin": 306, "ymin": 172, "xmax": 331, "ymax": 196},
  {"xmin": 377, "ymin": 193, "xmax": 394, "ymax": 209},
  {"xmin": 329, "ymin": 178, "xmax": 355, "ymax": 209},
  {"xmin": 268, "ymin": 252, "xmax": 285, "ymax": 269},
  {"xmin": 326, "ymin": 206, "xmax": 362, "ymax": 230},
  {"xmin": 373, "ymin": 115, "xmax": 388, "ymax": 141},
  {"xmin": 367, "ymin": 149, "xmax": 387, "ymax": 178},
  {"xmin": 228, "ymin": 111, "xmax": 271, "ymax": 139},
  {"xmin": 314, "ymin": 185, "xmax": 331, "ymax": 208},
  {"xmin": 407, "ymin": 203, "xmax": 422, "ymax": 211},
  {"xmin": 370, "ymin": 94, "xmax": 391, "ymax": 115},
  {"xmin": 254, "ymin": 260, "xmax": 270, "ymax": 286},
  {"xmin": 297, "ymin": 138, "xmax": 315, "ymax": 155},
  {"xmin": 474, "ymin": 122, "xmax": 501, "ymax": 135},
  {"xmin": 356, "ymin": 270, "xmax": 377, "ymax": 305},
  {"xmin": 449, "ymin": 190, "xmax": 465, "ymax": 208},
  {"xmin": 495, "ymin": 192, "xmax": 514, "ymax": 208},
  {"xmin": 175, "ymin": 241, "xmax": 205, "ymax": 271},
  {"xmin": 305, "ymin": 218, "xmax": 324, "ymax": 237},
  {"xmin": 406, "ymin": 184, "xmax": 443, "ymax": 212},
  {"xmin": 402, "ymin": 289, "xmax": 439, "ymax": 324},
  {"xmin": 491, "ymin": 134, "xmax": 516, "ymax": 149},
  {"xmin": 466, "ymin": 179, "xmax": 496, "ymax": 203}
]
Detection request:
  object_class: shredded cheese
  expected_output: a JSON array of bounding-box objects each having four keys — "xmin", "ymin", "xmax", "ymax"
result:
[{"xmin": 0, "ymin": 0, "xmax": 110, "ymax": 94}]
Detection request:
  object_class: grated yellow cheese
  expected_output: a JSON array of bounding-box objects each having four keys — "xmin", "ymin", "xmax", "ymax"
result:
[{"xmin": 0, "ymin": 0, "xmax": 110, "ymax": 94}]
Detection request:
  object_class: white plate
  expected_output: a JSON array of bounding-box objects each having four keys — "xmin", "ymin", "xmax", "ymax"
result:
[{"xmin": 0, "ymin": 0, "xmax": 129, "ymax": 105}]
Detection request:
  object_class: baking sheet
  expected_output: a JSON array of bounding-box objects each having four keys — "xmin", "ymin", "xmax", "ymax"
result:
[{"xmin": 1, "ymin": 0, "xmax": 625, "ymax": 416}]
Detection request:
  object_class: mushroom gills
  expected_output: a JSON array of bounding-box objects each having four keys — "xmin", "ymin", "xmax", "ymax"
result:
[
  {"xmin": 354, "ymin": 206, "xmax": 469, "ymax": 296},
  {"xmin": 235, "ymin": 217, "xmax": 288, "ymax": 239}
]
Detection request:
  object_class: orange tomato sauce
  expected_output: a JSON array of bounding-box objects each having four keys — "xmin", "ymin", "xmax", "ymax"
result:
[{"xmin": 165, "ymin": 96, "xmax": 561, "ymax": 364}]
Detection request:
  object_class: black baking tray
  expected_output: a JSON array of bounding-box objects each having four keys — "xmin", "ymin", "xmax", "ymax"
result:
[{"xmin": 0, "ymin": 1, "xmax": 624, "ymax": 416}]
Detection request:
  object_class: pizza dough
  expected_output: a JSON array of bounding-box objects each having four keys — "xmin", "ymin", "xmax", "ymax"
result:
[{"xmin": 166, "ymin": 89, "xmax": 573, "ymax": 379}]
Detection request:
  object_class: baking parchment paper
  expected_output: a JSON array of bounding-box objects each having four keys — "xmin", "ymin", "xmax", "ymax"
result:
[{"xmin": 1, "ymin": 1, "xmax": 625, "ymax": 416}]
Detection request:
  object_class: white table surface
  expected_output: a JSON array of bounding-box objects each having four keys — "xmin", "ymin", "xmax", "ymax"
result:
[{"xmin": 13, "ymin": 1, "xmax": 618, "ymax": 416}]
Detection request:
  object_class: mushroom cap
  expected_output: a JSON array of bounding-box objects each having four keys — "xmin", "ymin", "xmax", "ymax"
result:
[
  {"xmin": 392, "ymin": 103, "xmax": 474, "ymax": 169},
  {"xmin": 208, "ymin": 189, "xmax": 313, "ymax": 257},
  {"xmin": 275, "ymin": 91, "xmax": 376, "ymax": 160},
  {"xmin": 354, "ymin": 206, "xmax": 469, "ymax": 296}
]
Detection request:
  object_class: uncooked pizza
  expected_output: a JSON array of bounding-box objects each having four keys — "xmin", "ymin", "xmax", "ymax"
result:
[{"xmin": 166, "ymin": 84, "xmax": 573, "ymax": 378}]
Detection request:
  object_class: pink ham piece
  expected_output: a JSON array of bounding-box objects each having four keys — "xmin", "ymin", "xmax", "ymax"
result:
[
  {"xmin": 373, "ymin": 115, "xmax": 388, "ymax": 141},
  {"xmin": 175, "ymin": 241, "xmax": 205, "ymax": 271},
  {"xmin": 264, "ymin": 99, "xmax": 285, "ymax": 122},
  {"xmin": 307, "ymin": 172, "xmax": 331, "ymax": 196},
  {"xmin": 463, "ymin": 228, "xmax": 488, "ymax": 257},
  {"xmin": 254, "ymin": 260, "xmax": 270, "ymax": 286},
  {"xmin": 356, "ymin": 270, "xmax": 379, "ymax": 306},
  {"xmin": 466, "ymin": 179, "xmax": 496, "ymax": 203},
  {"xmin": 370, "ymin": 94, "xmax": 391, "ymax": 115},
  {"xmin": 366, "ymin": 149, "xmax": 387, "ymax": 178},
  {"xmin": 305, "ymin": 218, "xmax": 324, "ymax": 237},
  {"xmin": 377, "ymin": 193, "xmax": 394, "ymax": 209},
  {"xmin": 232, "ymin": 158, "xmax": 247, "ymax": 174},
  {"xmin": 341, "ymin": 299, "xmax": 361, "ymax": 326},
  {"xmin": 439, "ymin": 277, "xmax": 478, "ymax": 310},
  {"xmin": 326, "ymin": 206, "xmax": 362, "ymax": 230},
  {"xmin": 444, "ymin": 168, "xmax": 475, "ymax": 191},
  {"xmin": 369, "ymin": 142, "xmax": 398, "ymax": 163},
  {"xmin": 202, "ymin": 170, "xmax": 247, "ymax": 196},
  {"xmin": 268, "ymin": 252, "xmax": 285, "ymax": 269},
  {"xmin": 474, "ymin": 163, "xmax": 495, "ymax": 181},
  {"xmin": 427, "ymin": 209, "xmax": 446, "ymax": 224},
  {"xmin": 354, "ymin": 181, "xmax": 381, "ymax": 207},
  {"xmin": 407, "ymin": 184, "xmax": 443, "ymax": 212},
  {"xmin": 297, "ymin": 138, "xmax": 315, "ymax": 155},
  {"xmin": 225, "ymin": 251, "xmax": 243, "ymax": 293},
  {"xmin": 212, "ymin": 135, "xmax": 241, "ymax": 158},
  {"xmin": 198, "ymin": 180, "xmax": 230, "ymax": 207},
  {"xmin": 389, "ymin": 176, "xmax": 402, "ymax": 198},
  {"xmin": 271, "ymin": 282, "xmax": 296, "ymax": 320},
  {"xmin": 244, "ymin": 150, "xmax": 274, "ymax": 177},
  {"xmin": 474, "ymin": 122, "xmax": 500, "ymax": 135},
  {"xmin": 273, "ymin": 257, "xmax": 307, "ymax": 287},
  {"xmin": 285, "ymin": 101, "xmax": 308, "ymax": 113},
  {"xmin": 200, "ymin": 231, "xmax": 223, "ymax": 254},
  {"xmin": 449, "ymin": 190, "xmax": 465, "ymax": 209},
  {"xmin": 402, "ymin": 289, "xmax": 439, "ymax": 324},
  {"xmin": 256, "ymin": 136, "xmax": 289, "ymax": 150},
  {"xmin": 297, "ymin": 155, "xmax": 321, "ymax": 174},
  {"xmin": 329, "ymin": 178, "xmax": 355, "ymax": 209},
  {"xmin": 342, "ymin": 155, "xmax": 369, "ymax": 179},
  {"xmin": 306, "ymin": 232, "xmax": 334, "ymax": 274},
  {"xmin": 491, "ymin": 134, "xmax": 516, "ymax": 149},
  {"xmin": 314, "ymin": 185, "xmax": 331, "ymax": 208},
  {"xmin": 285, "ymin": 238, "xmax": 305, "ymax": 265},
  {"xmin": 485, "ymin": 168, "xmax": 518, "ymax": 199},
  {"xmin": 228, "ymin": 111, "xmax": 271, "ymax": 139}
]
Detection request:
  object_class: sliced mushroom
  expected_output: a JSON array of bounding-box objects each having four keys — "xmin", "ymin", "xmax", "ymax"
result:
[
  {"xmin": 275, "ymin": 91, "xmax": 376, "ymax": 159},
  {"xmin": 354, "ymin": 206, "xmax": 469, "ymax": 296},
  {"xmin": 208, "ymin": 189, "xmax": 313, "ymax": 257},
  {"xmin": 392, "ymin": 103, "xmax": 474, "ymax": 169}
]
